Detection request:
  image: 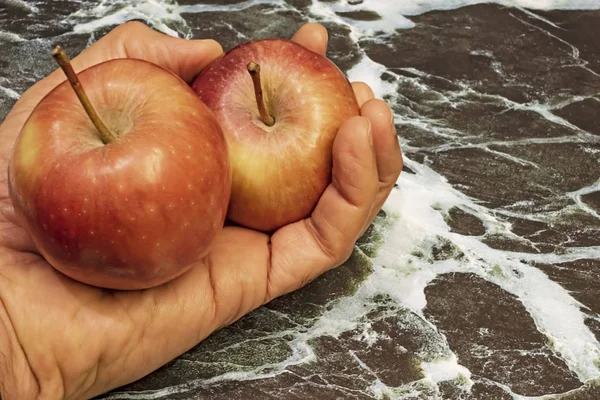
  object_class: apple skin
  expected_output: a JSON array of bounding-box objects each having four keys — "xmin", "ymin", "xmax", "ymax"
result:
[
  {"xmin": 191, "ymin": 38, "xmax": 360, "ymax": 232},
  {"xmin": 8, "ymin": 58, "xmax": 231, "ymax": 290}
]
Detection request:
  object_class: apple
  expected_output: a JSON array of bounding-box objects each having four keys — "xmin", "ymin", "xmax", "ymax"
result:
[
  {"xmin": 8, "ymin": 46, "xmax": 231, "ymax": 290},
  {"xmin": 191, "ymin": 38, "xmax": 360, "ymax": 232}
]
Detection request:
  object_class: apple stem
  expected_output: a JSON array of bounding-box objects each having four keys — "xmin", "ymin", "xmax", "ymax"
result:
[
  {"xmin": 247, "ymin": 61, "xmax": 275, "ymax": 127},
  {"xmin": 52, "ymin": 46, "xmax": 118, "ymax": 144}
]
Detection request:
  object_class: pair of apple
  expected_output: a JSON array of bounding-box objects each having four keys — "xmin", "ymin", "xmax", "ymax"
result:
[{"xmin": 7, "ymin": 36, "xmax": 360, "ymax": 290}]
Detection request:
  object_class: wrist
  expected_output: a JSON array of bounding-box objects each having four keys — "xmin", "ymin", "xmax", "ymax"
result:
[{"xmin": 0, "ymin": 298, "xmax": 39, "ymax": 399}]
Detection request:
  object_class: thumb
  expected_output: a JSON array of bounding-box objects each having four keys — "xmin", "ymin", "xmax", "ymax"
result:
[
  {"xmin": 308, "ymin": 116, "xmax": 379, "ymax": 265},
  {"xmin": 115, "ymin": 21, "xmax": 223, "ymax": 83},
  {"xmin": 267, "ymin": 116, "xmax": 379, "ymax": 301}
]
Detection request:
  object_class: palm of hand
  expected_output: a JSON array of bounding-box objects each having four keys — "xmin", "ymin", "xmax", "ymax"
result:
[{"xmin": 0, "ymin": 22, "xmax": 401, "ymax": 400}]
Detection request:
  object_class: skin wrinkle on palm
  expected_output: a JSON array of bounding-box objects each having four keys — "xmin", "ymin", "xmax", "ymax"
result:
[{"xmin": 1, "ymin": 0, "xmax": 600, "ymax": 399}]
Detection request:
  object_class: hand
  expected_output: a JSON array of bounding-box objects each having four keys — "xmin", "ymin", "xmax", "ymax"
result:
[{"xmin": 0, "ymin": 22, "xmax": 402, "ymax": 400}]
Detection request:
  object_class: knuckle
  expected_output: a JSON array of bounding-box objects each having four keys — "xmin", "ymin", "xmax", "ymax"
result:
[
  {"xmin": 324, "ymin": 233, "xmax": 354, "ymax": 266},
  {"xmin": 340, "ymin": 157, "xmax": 364, "ymax": 186},
  {"xmin": 114, "ymin": 20, "xmax": 149, "ymax": 37},
  {"xmin": 305, "ymin": 219, "xmax": 343, "ymax": 263},
  {"xmin": 123, "ymin": 20, "xmax": 148, "ymax": 30},
  {"xmin": 338, "ymin": 244, "xmax": 354, "ymax": 264},
  {"xmin": 299, "ymin": 271, "xmax": 316, "ymax": 289},
  {"xmin": 333, "ymin": 242, "xmax": 352, "ymax": 264}
]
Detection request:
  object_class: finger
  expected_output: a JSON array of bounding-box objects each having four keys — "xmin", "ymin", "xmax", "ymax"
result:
[
  {"xmin": 359, "ymin": 99, "xmax": 403, "ymax": 234},
  {"xmin": 291, "ymin": 22, "xmax": 328, "ymax": 56},
  {"xmin": 352, "ymin": 81, "xmax": 375, "ymax": 107},
  {"xmin": 115, "ymin": 21, "xmax": 223, "ymax": 83},
  {"xmin": 362, "ymin": 99, "xmax": 402, "ymax": 189},
  {"xmin": 266, "ymin": 116, "xmax": 378, "ymax": 301}
]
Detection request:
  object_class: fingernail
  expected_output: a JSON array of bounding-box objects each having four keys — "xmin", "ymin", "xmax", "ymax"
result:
[{"xmin": 388, "ymin": 105, "xmax": 395, "ymax": 127}]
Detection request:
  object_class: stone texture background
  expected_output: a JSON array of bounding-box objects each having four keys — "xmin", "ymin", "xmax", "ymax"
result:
[{"xmin": 1, "ymin": 1, "xmax": 599, "ymax": 399}]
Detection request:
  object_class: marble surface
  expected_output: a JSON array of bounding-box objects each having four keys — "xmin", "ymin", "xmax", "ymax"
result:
[{"xmin": 1, "ymin": 0, "xmax": 600, "ymax": 399}]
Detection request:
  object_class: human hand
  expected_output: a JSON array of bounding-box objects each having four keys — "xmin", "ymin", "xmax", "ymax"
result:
[{"xmin": 0, "ymin": 21, "xmax": 402, "ymax": 400}]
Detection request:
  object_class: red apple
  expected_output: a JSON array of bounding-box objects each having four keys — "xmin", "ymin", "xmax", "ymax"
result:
[
  {"xmin": 191, "ymin": 38, "xmax": 360, "ymax": 232},
  {"xmin": 8, "ymin": 47, "xmax": 231, "ymax": 290}
]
